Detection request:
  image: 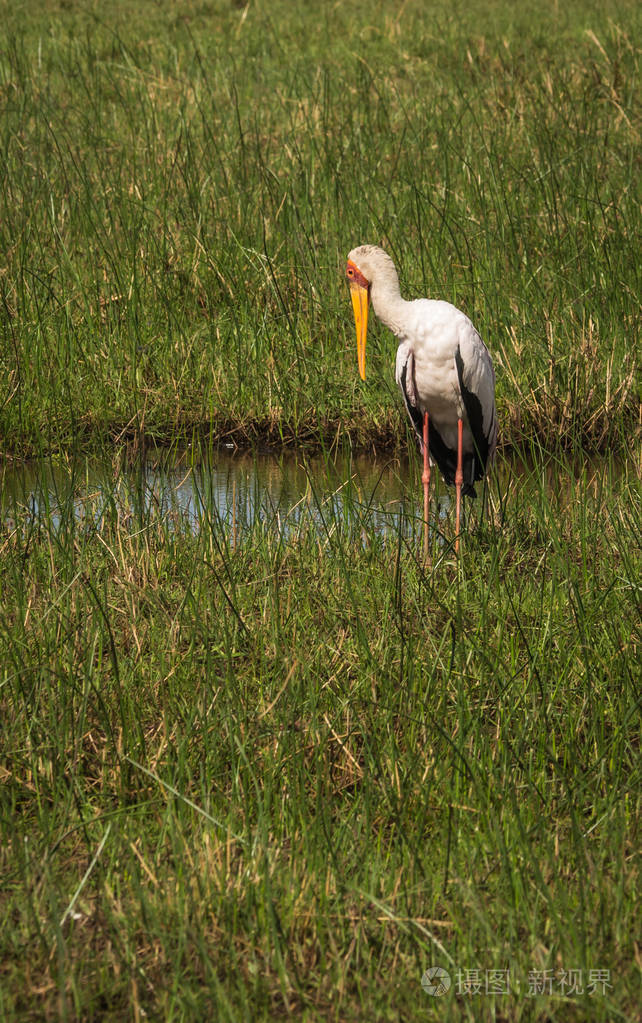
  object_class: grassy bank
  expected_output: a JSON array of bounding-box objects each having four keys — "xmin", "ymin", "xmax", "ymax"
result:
[
  {"xmin": 0, "ymin": 449, "xmax": 640, "ymax": 1020},
  {"xmin": 1, "ymin": 0, "xmax": 640, "ymax": 457}
]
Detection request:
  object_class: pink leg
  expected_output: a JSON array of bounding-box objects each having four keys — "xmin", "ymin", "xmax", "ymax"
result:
[
  {"xmin": 422, "ymin": 412, "xmax": 430, "ymax": 560},
  {"xmin": 455, "ymin": 418, "xmax": 463, "ymax": 554}
]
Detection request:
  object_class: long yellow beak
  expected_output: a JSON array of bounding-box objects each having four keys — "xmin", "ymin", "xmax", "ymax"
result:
[{"xmin": 349, "ymin": 280, "xmax": 369, "ymax": 381}]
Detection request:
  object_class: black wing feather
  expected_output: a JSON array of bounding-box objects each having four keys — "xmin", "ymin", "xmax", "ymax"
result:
[{"xmin": 455, "ymin": 345, "xmax": 491, "ymax": 493}]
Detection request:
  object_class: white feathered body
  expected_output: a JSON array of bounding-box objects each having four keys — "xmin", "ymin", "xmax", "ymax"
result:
[{"xmin": 393, "ymin": 299, "xmax": 496, "ymax": 455}]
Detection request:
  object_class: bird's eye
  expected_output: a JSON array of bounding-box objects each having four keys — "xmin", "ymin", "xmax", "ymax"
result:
[{"xmin": 347, "ymin": 267, "xmax": 354, "ymax": 277}]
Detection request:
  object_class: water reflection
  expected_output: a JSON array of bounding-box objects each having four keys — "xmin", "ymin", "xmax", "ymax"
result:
[
  {"xmin": 1, "ymin": 448, "xmax": 451, "ymax": 544},
  {"xmin": 2, "ymin": 446, "xmax": 624, "ymax": 546}
]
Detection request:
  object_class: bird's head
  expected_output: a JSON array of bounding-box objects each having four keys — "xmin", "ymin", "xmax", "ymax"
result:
[{"xmin": 346, "ymin": 245, "xmax": 399, "ymax": 380}]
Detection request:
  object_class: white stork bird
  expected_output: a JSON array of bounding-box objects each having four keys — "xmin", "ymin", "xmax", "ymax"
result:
[{"xmin": 346, "ymin": 244, "xmax": 497, "ymax": 554}]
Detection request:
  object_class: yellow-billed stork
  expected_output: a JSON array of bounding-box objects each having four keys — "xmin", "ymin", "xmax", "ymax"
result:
[{"xmin": 346, "ymin": 244, "xmax": 497, "ymax": 554}]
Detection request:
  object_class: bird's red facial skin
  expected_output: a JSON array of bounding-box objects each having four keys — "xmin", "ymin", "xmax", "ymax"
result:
[{"xmin": 345, "ymin": 261, "xmax": 370, "ymax": 292}]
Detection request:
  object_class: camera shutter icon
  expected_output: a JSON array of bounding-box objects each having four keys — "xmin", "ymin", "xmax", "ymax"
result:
[{"xmin": 421, "ymin": 966, "xmax": 451, "ymax": 996}]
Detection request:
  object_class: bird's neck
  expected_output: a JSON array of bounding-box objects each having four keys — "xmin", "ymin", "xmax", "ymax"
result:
[{"xmin": 371, "ymin": 282, "xmax": 409, "ymax": 339}]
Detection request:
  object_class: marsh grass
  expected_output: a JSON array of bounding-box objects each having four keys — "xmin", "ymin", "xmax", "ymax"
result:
[
  {"xmin": 0, "ymin": 0, "xmax": 639, "ymax": 456},
  {"xmin": 0, "ymin": 447, "xmax": 640, "ymax": 1020}
]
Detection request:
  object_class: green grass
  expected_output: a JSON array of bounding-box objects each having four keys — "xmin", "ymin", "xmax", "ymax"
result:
[
  {"xmin": 0, "ymin": 0, "xmax": 639, "ymax": 456},
  {"xmin": 0, "ymin": 447, "xmax": 640, "ymax": 1020}
]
